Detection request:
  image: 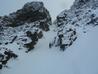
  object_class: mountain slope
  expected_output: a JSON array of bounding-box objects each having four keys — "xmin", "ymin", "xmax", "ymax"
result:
[
  {"xmin": 0, "ymin": 0, "xmax": 98, "ymax": 74},
  {"xmin": 1, "ymin": 25, "xmax": 98, "ymax": 74},
  {"xmin": 0, "ymin": 1, "xmax": 51, "ymax": 70},
  {"xmin": 51, "ymin": 0, "xmax": 98, "ymax": 50}
]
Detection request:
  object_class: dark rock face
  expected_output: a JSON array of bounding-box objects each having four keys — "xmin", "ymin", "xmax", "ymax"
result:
[
  {"xmin": 0, "ymin": 47, "xmax": 18, "ymax": 70},
  {"xmin": 0, "ymin": 2, "xmax": 51, "ymax": 69},
  {"xmin": 2, "ymin": 2, "xmax": 51, "ymax": 31},
  {"xmin": 24, "ymin": 30, "xmax": 43, "ymax": 53},
  {"xmin": 24, "ymin": 31, "xmax": 38, "ymax": 53},
  {"xmin": 0, "ymin": 1, "xmax": 51, "ymax": 47}
]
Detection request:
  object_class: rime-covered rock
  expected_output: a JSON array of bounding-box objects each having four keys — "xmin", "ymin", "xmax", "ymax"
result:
[
  {"xmin": 50, "ymin": 0, "xmax": 98, "ymax": 51},
  {"xmin": 0, "ymin": 2, "xmax": 51, "ymax": 70}
]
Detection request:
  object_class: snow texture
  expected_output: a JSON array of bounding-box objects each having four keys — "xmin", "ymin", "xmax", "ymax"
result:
[{"xmin": 0, "ymin": 0, "xmax": 98, "ymax": 74}]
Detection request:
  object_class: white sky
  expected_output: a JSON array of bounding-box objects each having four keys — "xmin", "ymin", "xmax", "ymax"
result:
[{"xmin": 0, "ymin": 0, "xmax": 74, "ymax": 20}]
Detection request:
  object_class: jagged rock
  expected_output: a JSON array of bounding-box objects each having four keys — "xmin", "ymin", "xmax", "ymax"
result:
[
  {"xmin": 50, "ymin": 0, "xmax": 98, "ymax": 51},
  {"xmin": 1, "ymin": 2, "xmax": 51, "ymax": 31},
  {"xmin": 0, "ymin": 2, "xmax": 51, "ymax": 70},
  {"xmin": 0, "ymin": 1, "xmax": 51, "ymax": 50},
  {"xmin": 0, "ymin": 47, "xmax": 18, "ymax": 70},
  {"xmin": 24, "ymin": 30, "xmax": 43, "ymax": 53},
  {"xmin": 24, "ymin": 31, "xmax": 38, "ymax": 53},
  {"xmin": 50, "ymin": 28, "xmax": 77, "ymax": 51}
]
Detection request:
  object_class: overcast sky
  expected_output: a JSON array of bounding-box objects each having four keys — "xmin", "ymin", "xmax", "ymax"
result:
[{"xmin": 0, "ymin": 0, "xmax": 74, "ymax": 20}]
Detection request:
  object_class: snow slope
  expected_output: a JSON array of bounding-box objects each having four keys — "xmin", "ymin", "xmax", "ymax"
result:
[
  {"xmin": 0, "ymin": 0, "xmax": 98, "ymax": 74},
  {"xmin": 51, "ymin": 0, "xmax": 98, "ymax": 51},
  {"xmin": 1, "ymin": 26, "xmax": 98, "ymax": 74}
]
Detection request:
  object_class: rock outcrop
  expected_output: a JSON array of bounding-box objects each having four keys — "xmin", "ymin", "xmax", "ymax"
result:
[
  {"xmin": 0, "ymin": 1, "xmax": 51, "ymax": 69},
  {"xmin": 50, "ymin": 0, "xmax": 98, "ymax": 51},
  {"xmin": 1, "ymin": 2, "xmax": 51, "ymax": 31}
]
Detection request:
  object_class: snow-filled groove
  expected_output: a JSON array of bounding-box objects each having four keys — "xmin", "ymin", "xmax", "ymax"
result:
[{"xmin": 0, "ymin": 0, "xmax": 98, "ymax": 74}]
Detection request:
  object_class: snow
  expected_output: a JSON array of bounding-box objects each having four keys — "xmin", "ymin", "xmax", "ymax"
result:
[
  {"xmin": 70, "ymin": 26, "xmax": 98, "ymax": 74},
  {"xmin": 0, "ymin": 26, "xmax": 98, "ymax": 74},
  {"xmin": 0, "ymin": 0, "xmax": 98, "ymax": 74}
]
